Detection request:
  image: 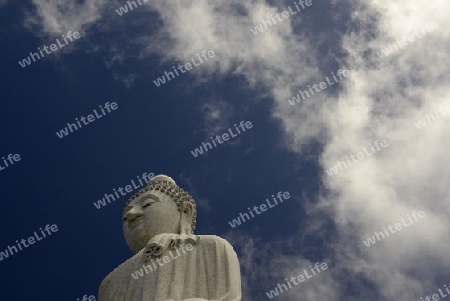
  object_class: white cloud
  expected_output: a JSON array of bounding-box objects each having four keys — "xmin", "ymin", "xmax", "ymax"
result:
[
  {"xmin": 321, "ymin": 0, "xmax": 450, "ymax": 300},
  {"xmin": 24, "ymin": 0, "xmax": 110, "ymax": 36},
  {"xmin": 198, "ymin": 99, "xmax": 236, "ymax": 139}
]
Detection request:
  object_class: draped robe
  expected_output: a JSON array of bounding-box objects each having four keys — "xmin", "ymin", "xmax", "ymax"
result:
[{"xmin": 99, "ymin": 234, "xmax": 241, "ymax": 301}]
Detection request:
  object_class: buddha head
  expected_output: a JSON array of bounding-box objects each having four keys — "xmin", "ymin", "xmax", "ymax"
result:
[{"xmin": 122, "ymin": 175, "xmax": 197, "ymax": 253}]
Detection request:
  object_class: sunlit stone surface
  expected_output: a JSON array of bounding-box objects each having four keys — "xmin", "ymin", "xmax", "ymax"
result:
[{"xmin": 99, "ymin": 175, "xmax": 242, "ymax": 301}]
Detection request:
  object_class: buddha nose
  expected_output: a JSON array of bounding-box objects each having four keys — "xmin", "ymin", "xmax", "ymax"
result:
[{"xmin": 126, "ymin": 207, "xmax": 143, "ymax": 222}]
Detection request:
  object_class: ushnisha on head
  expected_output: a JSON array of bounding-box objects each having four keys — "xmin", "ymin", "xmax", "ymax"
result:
[{"xmin": 122, "ymin": 175, "xmax": 197, "ymax": 253}]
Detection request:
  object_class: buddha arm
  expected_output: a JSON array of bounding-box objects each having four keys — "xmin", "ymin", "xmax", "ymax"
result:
[
  {"xmin": 210, "ymin": 238, "xmax": 242, "ymax": 301},
  {"xmin": 177, "ymin": 238, "xmax": 241, "ymax": 301}
]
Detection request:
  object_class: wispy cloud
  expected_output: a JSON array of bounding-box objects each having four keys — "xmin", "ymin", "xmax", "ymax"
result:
[{"xmin": 24, "ymin": 0, "xmax": 110, "ymax": 36}]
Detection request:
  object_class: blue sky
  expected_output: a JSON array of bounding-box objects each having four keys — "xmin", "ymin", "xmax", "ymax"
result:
[{"xmin": 1, "ymin": 0, "xmax": 449, "ymax": 300}]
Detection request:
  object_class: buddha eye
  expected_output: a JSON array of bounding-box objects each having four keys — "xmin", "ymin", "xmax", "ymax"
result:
[{"xmin": 142, "ymin": 201, "xmax": 154, "ymax": 208}]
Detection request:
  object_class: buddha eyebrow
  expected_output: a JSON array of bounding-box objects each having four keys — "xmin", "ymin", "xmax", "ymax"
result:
[
  {"xmin": 124, "ymin": 194, "xmax": 160, "ymax": 212},
  {"xmin": 142, "ymin": 194, "xmax": 160, "ymax": 203}
]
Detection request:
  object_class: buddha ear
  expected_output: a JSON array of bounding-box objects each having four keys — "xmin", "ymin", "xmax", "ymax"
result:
[{"xmin": 179, "ymin": 202, "xmax": 194, "ymax": 235}]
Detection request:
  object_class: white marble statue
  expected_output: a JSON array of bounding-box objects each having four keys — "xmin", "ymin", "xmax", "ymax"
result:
[{"xmin": 99, "ymin": 175, "xmax": 242, "ymax": 301}]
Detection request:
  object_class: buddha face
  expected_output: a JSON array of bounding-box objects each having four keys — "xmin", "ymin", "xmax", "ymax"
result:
[{"xmin": 123, "ymin": 190, "xmax": 181, "ymax": 253}]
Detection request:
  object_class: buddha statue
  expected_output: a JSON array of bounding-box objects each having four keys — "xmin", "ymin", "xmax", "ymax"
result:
[{"xmin": 98, "ymin": 175, "xmax": 242, "ymax": 301}]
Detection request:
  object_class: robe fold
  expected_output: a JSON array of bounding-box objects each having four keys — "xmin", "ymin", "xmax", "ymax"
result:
[{"xmin": 99, "ymin": 235, "xmax": 241, "ymax": 301}]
